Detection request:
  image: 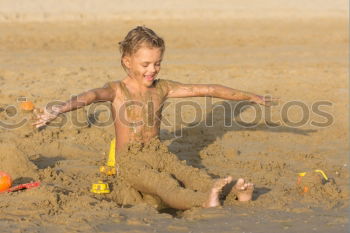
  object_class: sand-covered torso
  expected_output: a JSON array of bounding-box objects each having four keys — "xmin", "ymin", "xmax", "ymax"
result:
[{"xmin": 108, "ymin": 79, "xmax": 170, "ymax": 152}]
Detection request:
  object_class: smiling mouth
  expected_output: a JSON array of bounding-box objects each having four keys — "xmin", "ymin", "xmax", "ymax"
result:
[{"xmin": 144, "ymin": 75, "xmax": 155, "ymax": 81}]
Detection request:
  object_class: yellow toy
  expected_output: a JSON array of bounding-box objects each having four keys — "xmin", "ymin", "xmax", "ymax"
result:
[
  {"xmin": 99, "ymin": 138, "xmax": 117, "ymax": 175},
  {"xmin": 90, "ymin": 181, "xmax": 110, "ymax": 194},
  {"xmin": 91, "ymin": 139, "xmax": 117, "ymax": 194},
  {"xmin": 298, "ymin": 169, "xmax": 328, "ymax": 181},
  {"xmin": 297, "ymin": 169, "xmax": 329, "ymax": 193}
]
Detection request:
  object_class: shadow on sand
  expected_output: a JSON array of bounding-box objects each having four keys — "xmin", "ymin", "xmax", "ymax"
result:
[{"xmin": 163, "ymin": 100, "xmax": 317, "ymax": 169}]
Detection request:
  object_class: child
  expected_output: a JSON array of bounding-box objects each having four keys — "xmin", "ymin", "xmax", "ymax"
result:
[{"xmin": 34, "ymin": 26, "xmax": 273, "ymax": 210}]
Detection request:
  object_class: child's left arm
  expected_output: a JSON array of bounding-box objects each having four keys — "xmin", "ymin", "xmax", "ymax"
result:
[{"xmin": 166, "ymin": 80, "xmax": 273, "ymax": 106}]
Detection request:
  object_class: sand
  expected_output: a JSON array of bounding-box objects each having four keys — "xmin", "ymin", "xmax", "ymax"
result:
[{"xmin": 0, "ymin": 1, "xmax": 349, "ymax": 232}]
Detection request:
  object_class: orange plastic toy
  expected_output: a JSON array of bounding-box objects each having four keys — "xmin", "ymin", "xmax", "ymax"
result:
[
  {"xmin": 0, "ymin": 171, "xmax": 12, "ymax": 192},
  {"xmin": 20, "ymin": 101, "xmax": 35, "ymax": 111}
]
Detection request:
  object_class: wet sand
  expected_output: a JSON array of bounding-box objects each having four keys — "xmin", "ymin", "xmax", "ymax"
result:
[{"xmin": 0, "ymin": 8, "xmax": 349, "ymax": 233}]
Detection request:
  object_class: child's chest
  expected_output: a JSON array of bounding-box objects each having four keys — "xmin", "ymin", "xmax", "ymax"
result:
[{"xmin": 113, "ymin": 90, "xmax": 165, "ymax": 121}]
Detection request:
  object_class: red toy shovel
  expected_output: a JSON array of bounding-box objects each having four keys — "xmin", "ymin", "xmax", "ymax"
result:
[{"xmin": 0, "ymin": 182, "xmax": 40, "ymax": 194}]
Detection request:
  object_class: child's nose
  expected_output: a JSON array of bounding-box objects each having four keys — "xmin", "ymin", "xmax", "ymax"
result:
[{"xmin": 149, "ymin": 65, "xmax": 156, "ymax": 73}]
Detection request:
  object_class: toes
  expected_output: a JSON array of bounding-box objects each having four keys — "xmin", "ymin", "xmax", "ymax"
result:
[
  {"xmin": 233, "ymin": 179, "xmax": 255, "ymax": 191},
  {"xmin": 226, "ymin": 176, "xmax": 233, "ymax": 184},
  {"xmin": 247, "ymin": 183, "xmax": 254, "ymax": 191},
  {"xmin": 236, "ymin": 178, "xmax": 245, "ymax": 184},
  {"xmin": 235, "ymin": 178, "xmax": 245, "ymax": 189}
]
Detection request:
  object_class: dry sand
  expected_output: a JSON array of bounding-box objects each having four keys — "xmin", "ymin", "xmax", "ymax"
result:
[
  {"xmin": 0, "ymin": 0, "xmax": 347, "ymax": 21},
  {"xmin": 0, "ymin": 1, "xmax": 349, "ymax": 232}
]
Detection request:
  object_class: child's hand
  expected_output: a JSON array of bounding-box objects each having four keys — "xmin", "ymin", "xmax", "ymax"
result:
[
  {"xmin": 250, "ymin": 95, "xmax": 279, "ymax": 106},
  {"xmin": 32, "ymin": 106, "xmax": 60, "ymax": 128}
]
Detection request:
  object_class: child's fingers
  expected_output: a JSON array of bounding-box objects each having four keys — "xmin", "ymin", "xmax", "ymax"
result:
[
  {"xmin": 262, "ymin": 96, "xmax": 278, "ymax": 101},
  {"xmin": 32, "ymin": 108, "xmax": 54, "ymax": 129},
  {"xmin": 32, "ymin": 120, "xmax": 45, "ymax": 127},
  {"xmin": 33, "ymin": 108, "xmax": 44, "ymax": 120},
  {"xmin": 32, "ymin": 116, "xmax": 48, "ymax": 127},
  {"xmin": 261, "ymin": 96, "xmax": 280, "ymax": 106},
  {"xmin": 34, "ymin": 122, "xmax": 47, "ymax": 128},
  {"xmin": 33, "ymin": 108, "xmax": 43, "ymax": 114},
  {"xmin": 32, "ymin": 112, "xmax": 58, "ymax": 128},
  {"xmin": 267, "ymin": 97, "xmax": 280, "ymax": 103}
]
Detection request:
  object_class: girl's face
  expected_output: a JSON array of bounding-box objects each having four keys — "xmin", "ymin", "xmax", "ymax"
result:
[{"xmin": 123, "ymin": 46, "xmax": 163, "ymax": 88}]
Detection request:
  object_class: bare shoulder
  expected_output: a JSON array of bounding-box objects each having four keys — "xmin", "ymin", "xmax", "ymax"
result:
[
  {"xmin": 154, "ymin": 79, "xmax": 182, "ymax": 97},
  {"xmin": 104, "ymin": 81, "xmax": 121, "ymax": 90},
  {"xmin": 103, "ymin": 81, "xmax": 123, "ymax": 94},
  {"xmin": 99, "ymin": 81, "xmax": 125, "ymax": 101}
]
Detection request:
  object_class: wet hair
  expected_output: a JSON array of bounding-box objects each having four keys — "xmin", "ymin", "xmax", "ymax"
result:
[{"xmin": 118, "ymin": 26, "xmax": 165, "ymax": 70}]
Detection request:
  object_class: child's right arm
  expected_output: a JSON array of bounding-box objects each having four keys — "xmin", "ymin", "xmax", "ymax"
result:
[{"xmin": 33, "ymin": 83, "xmax": 115, "ymax": 128}]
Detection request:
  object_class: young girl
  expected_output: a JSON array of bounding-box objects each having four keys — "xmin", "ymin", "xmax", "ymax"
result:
[{"xmin": 34, "ymin": 26, "xmax": 272, "ymax": 210}]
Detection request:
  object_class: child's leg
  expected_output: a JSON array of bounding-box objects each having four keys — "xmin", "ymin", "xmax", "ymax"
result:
[
  {"xmin": 143, "ymin": 152, "xmax": 214, "ymax": 193},
  {"xmin": 119, "ymin": 159, "xmax": 208, "ymax": 210}
]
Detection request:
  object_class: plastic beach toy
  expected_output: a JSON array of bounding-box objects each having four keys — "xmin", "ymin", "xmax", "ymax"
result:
[
  {"xmin": 0, "ymin": 171, "xmax": 12, "ymax": 192},
  {"xmin": 0, "ymin": 181, "xmax": 40, "ymax": 194},
  {"xmin": 93, "ymin": 139, "xmax": 115, "ymax": 194},
  {"xmin": 298, "ymin": 169, "xmax": 329, "ymax": 181},
  {"xmin": 297, "ymin": 169, "xmax": 329, "ymax": 193},
  {"xmin": 91, "ymin": 181, "xmax": 110, "ymax": 194},
  {"xmin": 99, "ymin": 138, "xmax": 116, "ymax": 175},
  {"xmin": 20, "ymin": 101, "xmax": 35, "ymax": 111}
]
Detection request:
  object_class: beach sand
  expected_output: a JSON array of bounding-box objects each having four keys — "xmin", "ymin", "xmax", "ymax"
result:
[{"xmin": 0, "ymin": 1, "xmax": 349, "ymax": 232}]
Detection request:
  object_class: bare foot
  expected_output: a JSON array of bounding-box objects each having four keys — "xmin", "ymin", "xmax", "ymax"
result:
[
  {"xmin": 231, "ymin": 178, "xmax": 254, "ymax": 202},
  {"xmin": 203, "ymin": 176, "xmax": 233, "ymax": 208}
]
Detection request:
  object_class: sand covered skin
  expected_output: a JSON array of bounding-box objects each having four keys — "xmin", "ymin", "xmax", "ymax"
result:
[{"xmin": 0, "ymin": 1, "xmax": 349, "ymax": 232}]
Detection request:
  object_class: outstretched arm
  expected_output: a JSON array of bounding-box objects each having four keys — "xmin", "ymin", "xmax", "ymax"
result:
[
  {"xmin": 166, "ymin": 81, "xmax": 270, "ymax": 105},
  {"xmin": 33, "ymin": 83, "xmax": 115, "ymax": 128}
]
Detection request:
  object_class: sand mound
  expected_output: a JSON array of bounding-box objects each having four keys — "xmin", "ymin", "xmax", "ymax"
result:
[
  {"xmin": 0, "ymin": 142, "xmax": 38, "ymax": 183},
  {"xmin": 109, "ymin": 139, "xmax": 188, "ymax": 209},
  {"xmin": 295, "ymin": 173, "xmax": 344, "ymax": 208}
]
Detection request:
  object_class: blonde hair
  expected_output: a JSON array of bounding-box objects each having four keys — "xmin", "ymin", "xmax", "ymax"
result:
[{"xmin": 119, "ymin": 26, "xmax": 165, "ymax": 70}]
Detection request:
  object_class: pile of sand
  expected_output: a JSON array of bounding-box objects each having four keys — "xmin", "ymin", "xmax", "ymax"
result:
[{"xmin": 0, "ymin": 142, "xmax": 38, "ymax": 183}]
